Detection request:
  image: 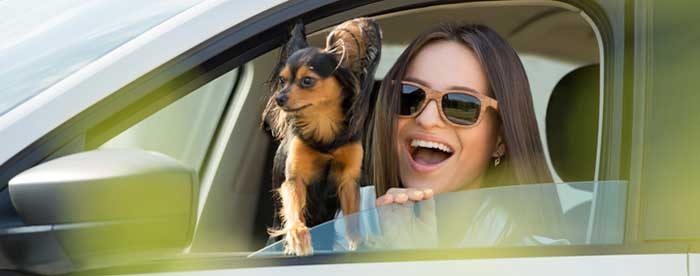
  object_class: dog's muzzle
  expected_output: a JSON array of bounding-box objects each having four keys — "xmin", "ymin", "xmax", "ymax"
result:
[{"xmin": 275, "ymin": 93, "xmax": 288, "ymax": 107}]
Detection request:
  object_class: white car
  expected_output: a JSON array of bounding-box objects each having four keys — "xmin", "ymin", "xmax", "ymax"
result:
[{"xmin": 0, "ymin": 0, "xmax": 697, "ymax": 275}]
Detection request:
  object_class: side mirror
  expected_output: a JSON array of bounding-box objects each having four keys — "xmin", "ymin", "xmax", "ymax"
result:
[{"xmin": 7, "ymin": 149, "xmax": 198, "ymax": 271}]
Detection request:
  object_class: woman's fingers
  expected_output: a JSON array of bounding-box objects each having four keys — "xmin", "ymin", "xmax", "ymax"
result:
[
  {"xmin": 408, "ymin": 189, "xmax": 425, "ymax": 201},
  {"xmin": 376, "ymin": 193, "xmax": 394, "ymax": 206},
  {"xmin": 395, "ymin": 192, "xmax": 409, "ymax": 204},
  {"xmin": 422, "ymin": 188, "xmax": 434, "ymax": 199},
  {"xmin": 376, "ymin": 188, "xmax": 435, "ymax": 206},
  {"xmin": 391, "ymin": 187, "xmax": 433, "ymax": 201}
]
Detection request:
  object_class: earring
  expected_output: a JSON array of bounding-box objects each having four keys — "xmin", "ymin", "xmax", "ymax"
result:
[{"xmin": 494, "ymin": 155, "xmax": 502, "ymax": 167}]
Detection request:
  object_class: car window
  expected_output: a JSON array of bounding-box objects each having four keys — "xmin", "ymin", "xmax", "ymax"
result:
[
  {"xmin": 252, "ymin": 181, "xmax": 626, "ymax": 256},
  {"xmin": 0, "ymin": 0, "xmax": 205, "ymax": 117},
  {"xmin": 250, "ymin": 2, "xmax": 604, "ymax": 255}
]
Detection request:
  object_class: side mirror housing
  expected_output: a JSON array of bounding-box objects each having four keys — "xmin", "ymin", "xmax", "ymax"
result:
[{"xmin": 7, "ymin": 149, "xmax": 198, "ymax": 270}]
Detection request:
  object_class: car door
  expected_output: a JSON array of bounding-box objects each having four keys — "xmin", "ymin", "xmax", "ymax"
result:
[{"xmin": 1, "ymin": 0, "xmax": 698, "ymax": 275}]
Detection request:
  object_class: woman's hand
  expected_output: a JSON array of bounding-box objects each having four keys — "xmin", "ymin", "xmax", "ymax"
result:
[
  {"xmin": 372, "ymin": 187, "xmax": 438, "ymax": 249},
  {"xmin": 375, "ymin": 187, "xmax": 434, "ymax": 206}
]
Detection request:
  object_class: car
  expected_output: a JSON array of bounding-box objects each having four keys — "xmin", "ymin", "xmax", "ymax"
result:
[{"xmin": 0, "ymin": 0, "xmax": 698, "ymax": 275}]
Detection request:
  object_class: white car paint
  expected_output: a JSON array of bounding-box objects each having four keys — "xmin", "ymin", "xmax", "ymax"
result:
[
  {"xmin": 691, "ymin": 253, "xmax": 699, "ymax": 276},
  {"xmin": 0, "ymin": 0, "xmax": 284, "ymax": 166},
  {"xmin": 120, "ymin": 254, "xmax": 688, "ymax": 276}
]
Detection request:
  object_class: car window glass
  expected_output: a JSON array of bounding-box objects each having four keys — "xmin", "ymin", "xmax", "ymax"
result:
[
  {"xmin": 100, "ymin": 69, "xmax": 237, "ymax": 173},
  {"xmin": 0, "ymin": 0, "xmax": 205, "ymax": 117},
  {"xmin": 252, "ymin": 181, "xmax": 626, "ymax": 256}
]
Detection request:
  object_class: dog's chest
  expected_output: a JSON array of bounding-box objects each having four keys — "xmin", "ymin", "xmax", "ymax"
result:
[{"xmin": 304, "ymin": 159, "xmax": 341, "ymax": 227}]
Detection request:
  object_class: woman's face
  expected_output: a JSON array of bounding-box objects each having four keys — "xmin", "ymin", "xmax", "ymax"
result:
[{"xmin": 396, "ymin": 40, "xmax": 501, "ymax": 194}]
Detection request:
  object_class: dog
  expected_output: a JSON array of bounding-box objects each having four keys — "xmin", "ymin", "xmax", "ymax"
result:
[{"xmin": 263, "ymin": 18, "xmax": 381, "ymax": 256}]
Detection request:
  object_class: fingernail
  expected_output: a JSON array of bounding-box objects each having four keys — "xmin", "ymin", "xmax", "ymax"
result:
[
  {"xmin": 397, "ymin": 193, "xmax": 407, "ymax": 200},
  {"xmin": 413, "ymin": 190, "xmax": 424, "ymax": 197},
  {"xmin": 424, "ymin": 188, "xmax": 434, "ymax": 196}
]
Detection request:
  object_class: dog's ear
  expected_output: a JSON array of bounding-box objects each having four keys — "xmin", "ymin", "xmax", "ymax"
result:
[
  {"xmin": 325, "ymin": 18, "xmax": 383, "ymax": 137},
  {"xmin": 325, "ymin": 18, "xmax": 382, "ymax": 82},
  {"xmin": 284, "ymin": 21, "xmax": 309, "ymax": 59},
  {"xmin": 262, "ymin": 21, "xmax": 309, "ymax": 139},
  {"xmin": 269, "ymin": 21, "xmax": 308, "ymax": 91}
]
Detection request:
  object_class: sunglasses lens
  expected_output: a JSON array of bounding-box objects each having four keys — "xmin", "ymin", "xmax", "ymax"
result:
[
  {"xmin": 442, "ymin": 93, "xmax": 481, "ymax": 125},
  {"xmin": 399, "ymin": 84, "xmax": 426, "ymax": 115}
]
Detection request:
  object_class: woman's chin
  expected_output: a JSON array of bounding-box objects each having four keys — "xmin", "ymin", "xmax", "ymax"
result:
[
  {"xmin": 403, "ymin": 178, "xmax": 447, "ymax": 195},
  {"xmin": 401, "ymin": 160, "xmax": 454, "ymax": 194}
]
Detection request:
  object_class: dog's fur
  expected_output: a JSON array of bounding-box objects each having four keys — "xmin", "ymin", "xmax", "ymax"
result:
[{"xmin": 263, "ymin": 18, "xmax": 381, "ymax": 256}]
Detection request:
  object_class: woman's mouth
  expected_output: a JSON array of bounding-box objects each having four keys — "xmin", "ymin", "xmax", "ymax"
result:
[{"xmin": 407, "ymin": 138, "xmax": 454, "ymax": 172}]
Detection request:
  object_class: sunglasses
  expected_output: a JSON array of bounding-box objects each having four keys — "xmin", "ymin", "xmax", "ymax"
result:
[{"xmin": 398, "ymin": 81, "xmax": 498, "ymax": 127}]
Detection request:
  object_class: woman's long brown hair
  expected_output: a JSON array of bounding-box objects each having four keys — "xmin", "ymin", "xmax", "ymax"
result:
[{"xmin": 366, "ymin": 23, "xmax": 553, "ymax": 197}]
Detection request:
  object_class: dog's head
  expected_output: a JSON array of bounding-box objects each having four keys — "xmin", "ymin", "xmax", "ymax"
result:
[
  {"xmin": 263, "ymin": 19, "xmax": 381, "ymax": 141},
  {"xmin": 273, "ymin": 47, "xmax": 353, "ymax": 117}
]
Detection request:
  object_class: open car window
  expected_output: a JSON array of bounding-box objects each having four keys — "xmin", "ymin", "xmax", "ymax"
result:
[{"xmin": 252, "ymin": 181, "xmax": 626, "ymax": 256}]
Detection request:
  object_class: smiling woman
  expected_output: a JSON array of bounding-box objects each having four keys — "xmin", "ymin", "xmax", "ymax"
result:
[{"xmin": 369, "ymin": 23, "xmax": 554, "ymax": 203}]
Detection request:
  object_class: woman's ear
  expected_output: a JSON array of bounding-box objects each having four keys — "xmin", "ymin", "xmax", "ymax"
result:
[{"xmin": 492, "ymin": 135, "xmax": 506, "ymax": 158}]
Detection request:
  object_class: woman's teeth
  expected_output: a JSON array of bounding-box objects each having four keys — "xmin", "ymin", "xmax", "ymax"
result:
[{"xmin": 410, "ymin": 139, "xmax": 453, "ymax": 153}]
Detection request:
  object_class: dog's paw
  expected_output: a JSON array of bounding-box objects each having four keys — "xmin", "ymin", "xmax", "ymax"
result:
[
  {"xmin": 346, "ymin": 232, "xmax": 365, "ymax": 251},
  {"xmin": 348, "ymin": 238, "xmax": 359, "ymax": 251},
  {"xmin": 284, "ymin": 224, "xmax": 313, "ymax": 256}
]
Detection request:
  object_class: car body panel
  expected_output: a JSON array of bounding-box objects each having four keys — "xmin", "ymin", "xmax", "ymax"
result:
[
  {"xmin": 114, "ymin": 254, "xmax": 687, "ymax": 276},
  {"xmin": 691, "ymin": 253, "xmax": 700, "ymax": 276}
]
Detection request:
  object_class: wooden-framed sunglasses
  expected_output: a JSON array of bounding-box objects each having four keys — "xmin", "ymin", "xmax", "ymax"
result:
[{"xmin": 398, "ymin": 81, "xmax": 499, "ymax": 127}]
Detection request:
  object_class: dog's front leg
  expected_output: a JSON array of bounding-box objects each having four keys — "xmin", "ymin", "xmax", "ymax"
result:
[
  {"xmin": 331, "ymin": 142, "xmax": 363, "ymax": 250},
  {"xmin": 277, "ymin": 178, "xmax": 311, "ymax": 256},
  {"xmin": 276, "ymin": 137, "xmax": 326, "ymax": 256}
]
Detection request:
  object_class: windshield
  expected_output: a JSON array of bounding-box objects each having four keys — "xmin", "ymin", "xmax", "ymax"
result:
[
  {"xmin": 0, "ymin": 0, "xmax": 205, "ymax": 117},
  {"xmin": 252, "ymin": 181, "xmax": 626, "ymax": 256}
]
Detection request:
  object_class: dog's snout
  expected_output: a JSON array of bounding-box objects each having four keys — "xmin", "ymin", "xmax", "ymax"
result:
[{"xmin": 275, "ymin": 93, "xmax": 288, "ymax": 106}]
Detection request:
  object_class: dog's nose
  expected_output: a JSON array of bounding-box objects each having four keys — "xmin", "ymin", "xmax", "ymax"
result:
[{"xmin": 275, "ymin": 94, "xmax": 288, "ymax": 106}]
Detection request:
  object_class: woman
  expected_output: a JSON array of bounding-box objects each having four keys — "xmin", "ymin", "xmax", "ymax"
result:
[
  {"xmin": 365, "ymin": 23, "xmax": 553, "ymax": 206},
  {"xmin": 348, "ymin": 23, "xmax": 566, "ymax": 249}
]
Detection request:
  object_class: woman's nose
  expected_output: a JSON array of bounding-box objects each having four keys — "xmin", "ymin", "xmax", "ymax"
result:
[{"xmin": 415, "ymin": 100, "xmax": 446, "ymax": 129}]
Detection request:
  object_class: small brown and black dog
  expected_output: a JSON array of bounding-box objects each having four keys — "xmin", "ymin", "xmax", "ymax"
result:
[{"xmin": 263, "ymin": 18, "xmax": 381, "ymax": 256}]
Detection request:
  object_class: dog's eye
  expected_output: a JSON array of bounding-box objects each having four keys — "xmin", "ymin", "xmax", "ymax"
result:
[
  {"xmin": 277, "ymin": 76, "xmax": 286, "ymax": 87},
  {"xmin": 300, "ymin": 76, "xmax": 316, "ymax": 88}
]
